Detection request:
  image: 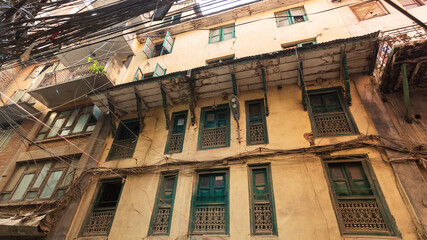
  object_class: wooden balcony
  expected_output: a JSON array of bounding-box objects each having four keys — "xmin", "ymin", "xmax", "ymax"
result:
[{"xmin": 28, "ymin": 54, "xmax": 125, "ymax": 108}]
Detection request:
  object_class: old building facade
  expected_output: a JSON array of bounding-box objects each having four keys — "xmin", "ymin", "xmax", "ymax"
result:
[{"xmin": 0, "ymin": 0, "xmax": 425, "ymax": 239}]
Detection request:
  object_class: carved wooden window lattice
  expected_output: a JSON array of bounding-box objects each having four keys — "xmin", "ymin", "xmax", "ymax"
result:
[
  {"xmin": 149, "ymin": 174, "xmax": 177, "ymax": 236},
  {"xmin": 108, "ymin": 120, "xmax": 140, "ymax": 160},
  {"xmin": 325, "ymin": 160, "xmax": 397, "ymax": 236},
  {"xmin": 308, "ymin": 88, "xmax": 358, "ymax": 136},
  {"xmin": 249, "ymin": 166, "xmax": 276, "ymax": 235},
  {"xmin": 166, "ymin": 112, "xmax": 187, "ymax": 154},
  {"xmin": 246, "ymin": 100, "xmax": 268, "ymax": 145},
  {"xmin": 192, "ymin": 172, "xmax": 228, "ymax": 234},
  {"xmin": 82, "ymin": 179, "xmax": 123, "ymax": 236},
  {"xmin": 199, "ymin": 106, "xmax": 229, "ymax": 149}
]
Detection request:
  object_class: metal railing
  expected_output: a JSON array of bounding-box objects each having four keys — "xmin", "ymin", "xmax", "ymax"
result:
[
  {"xmin": 373, "ymin": 23, "xmax": 427, "ymax": 82},
  {"xmin": 38, "ymin": 58, "xmax": 109, "ymax": 88}
]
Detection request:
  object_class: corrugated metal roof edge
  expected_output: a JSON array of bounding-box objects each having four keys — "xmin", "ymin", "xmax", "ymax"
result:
[{"xmin": 89, "ymin": 31, "xmax": 380, "ymax": 96}]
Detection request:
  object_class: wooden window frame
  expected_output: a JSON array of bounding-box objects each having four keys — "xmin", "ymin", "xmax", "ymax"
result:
[
  {"xmin": 307, "ymin": 87, "xmax": 359, "ymax": 137},
  {"xmin": 148, "ymin": 172, "xmax": 179, "ymax": 236},
  {"xmin": 79, "ymin": 178, "xmax": 124, "ymax": 237},
  {"xmin": 189, "ymin": 168, "xmax": 230, "ymax": 235},
  {"xmin": 0, "ymin": 128, "xmax": 14, "ymax": 152},
  {"xmin": 1, "ymin": 160, "xmax": 76, "ymax": 203},
  {"xmin": 208, "ymin": 25, "xmax": 235, "ymax": 44},
  {"xmin": 245, "ymin": 99, "xmax": 269, "ymax": 145},
  {"xmin": 107, "ymin": 119, "xmax": 140, "ymax": 161},
  {"xmin": 205, "ymin": 55, "xmax": 235, "ymax": 65},
  {"xmin": 275, "ymin": 7, "xmax": 308, "ymax": 27},
  {"xmin": 165, "ymin": 111, "xmax": 188, "ymax": 154},
  {"xmin": 36, "ymin": 106, "xmax": 99, "ymax": 141},
  {"xmin": 162, "ymin": 12, "xmax": 182, "ymax": 25},
  {"xmin": 248, "ymin": 164, "xmax": 277, "ymax": 235},
  {"xmin": 323, "ymin": 156, "xmax": 400, "ymax": 237},
  {"xmin": 282, "ymin": 40, "xmax": 317, "ymax": 50},
  {"xmin": 350, "ymin": 1, "xmax": 389, "ymax": 21},
  {"xmin": 198, "ymin": 104, "xmax": 230, "ymax": 150},
  {"xmin": 397, "ymin": 0, "xmax": 425, "ymax": 9}
]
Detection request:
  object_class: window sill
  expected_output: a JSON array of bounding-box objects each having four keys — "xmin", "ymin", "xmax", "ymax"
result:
[
  {"xmin": 34, "ymin": 132, "xmax": 92, "ymax": 143},
  {"xmin": 0, "ymin": 199, "xmax": 56, "ymax": 207},
  {"xmin": 343, "ymin": 235, "xmax": 400, "ymax": 240},
  {"xmin": 76, "ymin": 236, "xmax": 108, "ymax": 240},
  {"xmin": 188, "ymin": 234, "xmax": 229, "ymax": 240}
]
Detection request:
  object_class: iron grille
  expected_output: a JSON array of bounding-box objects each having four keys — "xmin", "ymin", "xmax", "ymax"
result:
[
  {"xmin": 201, "ymin": 127, "xmax": 227, "ymax": 148},
  {"xmin": 314, "ymin": 112, "xmax": 352, "ymax": 135},
  {"xmin": 249, "ymin": 123, "xmax": 265, "ymax": 144},
  {"xmin": 338, "ymin": 199, "xmax": 389, "ymax": 233},
  {"xmin": 193, "ymin": 205, "xmax": 226, "ymax": 233},
  {"xmin": 108, "ymin": 139, "xmax": 137, "ymax": 159},
  {"xmin": 168, "ymin": 133, "xmax": 183, "ymax": 153},
  {"xmin": 254, "ymin": 202, "xmax": 273, "ymax": 234},
  {"xmin": 153, "ymin": 207, "xmax": 171, "ymax": 234},
  {"xmin": 83, "ymin": 208, "xmax": 115, "ymax": 236},
  {"xmin": 39, "ymin": 58, "xmax": 109, "ymax": 88}
]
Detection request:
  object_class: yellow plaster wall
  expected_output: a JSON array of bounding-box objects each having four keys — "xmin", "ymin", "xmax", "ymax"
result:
[{"xmin": 67, "ymin": 150, "xmax": 417, "ymax": 240}]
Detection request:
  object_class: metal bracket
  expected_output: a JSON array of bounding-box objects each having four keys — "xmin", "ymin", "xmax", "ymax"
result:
[
  {"xmin": 342, "ymin": 54, "xmax": 352, "ymax": 106},
  {"xmin": 297, "ymin": 61, "xmax": 308, "ymax": 111},
  {"xmin": 135, "ymin": 93, "xmax": 145, "ymax": 133},
  {"xmin": 260, "ymin": 68, "xmax": 269, "ymax": 116},
  {"xmin": 187, "ymin": 77, "xmax": 197, "ymax": 125},
  {"xmin": 402, "ymin": 63, "xmax": 412, "ymax": 123},
  {"xmin": 161, "ymin": 87, "xmax": 170, "ymax": 129},
  {"xmin": 107, "ymin": 99, "xmax": 116, "ymax": 137}
]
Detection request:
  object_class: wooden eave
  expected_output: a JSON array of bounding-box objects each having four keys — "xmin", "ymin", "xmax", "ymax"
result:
[{"xmin": 89, "ymin": 33, "xmax": 379, "ymax": 115}]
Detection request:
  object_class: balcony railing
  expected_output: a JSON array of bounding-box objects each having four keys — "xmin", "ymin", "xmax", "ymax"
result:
[
  {"xmin": 108, "ymin": 139, "xmax": 137, "ymax": 160},
  {"xmin": 313, "ymin": 112, "xmax": 352, "ymax": 136},
  {"xmin": 201, "ymin": 127, "xmax": 227, "ymax": 148},
  {"xmin": 193, "ymin": 205, "xmax": 226, "ymax": 233},
  {"xmin": 38, "ymin": 58, "xmax": 109, "ymax": 88},
  {"xmin": 168, "ymin": 133, "xmax": 184, "ymax": 153},
  {"xmin": 82, "ymin": 208, "xmax": 115, "ymax": 236}
]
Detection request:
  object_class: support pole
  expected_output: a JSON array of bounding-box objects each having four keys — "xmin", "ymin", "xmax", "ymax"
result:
[
  {"xmin": 135, "ymin": 93, "xmax": 145, "ymax": 133},
  {"xmin": 298, "ymin": 62, "xmax": 308, "ymax": 111},
  {"xmin": 402, "ymin": 63, "xmax": 412, "ymax": 123},
  {"xmin": 342, "ymin": 54, "xmax": 352, "ymax": 106},
  {"xmin": 231, "ymin": 74, "xmax": 238, "ymax": 96},
  {"xmin": 261, "ymin": 68, "xmax": 269, "ymax": 116},
  {"xmin": 187, "ymin": 77, "xmax": 197, "ymax": 125},
  {"xmin": 161, "ymin": 87, "xmax": 169, "ymax": 129},
  {"xmin": 107, "ymin": 99, "xmax": 116, "ymax": 137}
]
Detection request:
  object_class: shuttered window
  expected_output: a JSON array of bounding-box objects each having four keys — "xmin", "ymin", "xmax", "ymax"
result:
[
  {"xmin": 107, "ymin": 119, "xmax": 140, "ymax": 160},
  {"xmin": 198, "ymin": 105, "xmax": 230, "ymax": 150},
  {"xmin": 209, "ymin": 25, "xmax": 235, "ymax": 43},
  {"xmin": 165, "ymin": 112, "xmax": 187, "ymax": 153},
  {"xmin": 307, "ymin": 88, "xmax": 358, "ymax": 136},
  {"xmin": 275, "ymin": 7, "xmax": 308, "ymax": 27},
  {"xmin": 81, "ymin": 179, "xmax": 124, "ymax": 236},
  {"xmin": 149, "ymin": 174, "xmax": 178, "ymax": 235},
  {"xmin": 249, "ymin": 166, "xmax": 277, "ymax": 235},
  {"xmin": 324, "ymin": 159, "xmax": 399, "ymax": 236},
  {"xmin": 246, "ymin": 100, "xmax": 268, "ymax": 145},
  {"xmin": 191, "ymin": 170, "xmax": 229, "ymax": 234}
]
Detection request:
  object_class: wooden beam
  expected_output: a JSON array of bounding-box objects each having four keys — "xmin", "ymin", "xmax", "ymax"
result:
[
  {"xmin": 107, "ymin": 99, "xmax": 116, "ymax": 137},
  {"xmin": 134, "ymin": 87, "xmax": 148, "ymax": 111},
  {"xmin": 297, "ymin": 61, "xmax": 308, "ymax": 111},
  {"xmin": 231, "ymin": 73, "xmax": 238, "ymax": 96},
  {"xmin": 159, "ymin": 83, "xmax": 174, "ymax": 106},
  {"xmin": 187, "ymin": 77, "xmax": 197, "ymax": 125},
  {"xmin": 135, "ymin": 93, "xmax": 145, "ymax": 133},
  {"xmin": 342, "ymin": 53, "xmax": 352, "ymax": 106},
  {"xmin": 106, "ymin": 93, "xmax": 128, "ymax": 115},
  {"xmin": 402, "ymin": 63, "xmax": 412, "ymax": 123},
  {"xmin": 161, "ymin": 87, "xmax": 170, "ymax": 129},
  {"xmin": 260, "ymin": 68, "xmax": 269, "ymax": 116}
]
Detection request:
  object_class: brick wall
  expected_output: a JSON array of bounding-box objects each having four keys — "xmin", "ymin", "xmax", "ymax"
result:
[
  {"xmin": 0, "ymin": 120, "xmax": 34, "ymax": 174},
  {"xmin": 26, "ymin": 135, "xmax": 90, "ymax": 152}
]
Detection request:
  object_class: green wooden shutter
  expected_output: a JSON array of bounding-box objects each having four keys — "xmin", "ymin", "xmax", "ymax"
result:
[
  {"xmin": 154, "ymin": 63, "xmax": 166, "ymax": 77},
  {"xmin": 161, "ymin": 31, "xmax": 175, "ymax": 55},
  {"xmin": 149, "ymin": 174, "xmax": 178, "ymax": 235},
  {"xmin": 246, "ymin": 101, "xmax": 268, "ymax": 145},
  {"xmin": 143, "ymin": 37, "xmax": 155, "ymax": 58},
  {"xmin": 165, "ymin": 112, "xmax": 187, "ymax": 153},
  {"xmin": 133, "ymin": 67, "xmax": 143, "ymax": 81},
  {"xmin": 249, "ymin": 166, "xmax": 277, "ymax": 235}
]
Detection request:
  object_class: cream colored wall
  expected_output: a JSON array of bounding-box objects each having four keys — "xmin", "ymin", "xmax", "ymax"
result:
[{"xmin": 121, "ymin": 0, "xmax": 354, "ymax": 84}]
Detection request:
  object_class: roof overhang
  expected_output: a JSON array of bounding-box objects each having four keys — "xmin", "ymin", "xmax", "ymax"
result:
[
  {"xmin": 137, "ymin": 0, "xmax": 307, "ymax": 43},
  {"xmin": 379, "ymin": 40, "xmax": 427, "ymax": 93},
  {"xmin": 0, "ymin": 213, "xmax": 47, "ymax": 238},
  {"xmin": 0, "ymin": 102, "xmax": 39, "ymax": 126},
  {"xmin": 90, "ymin": 32, "xmax": 379, "ymax": 115}
]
